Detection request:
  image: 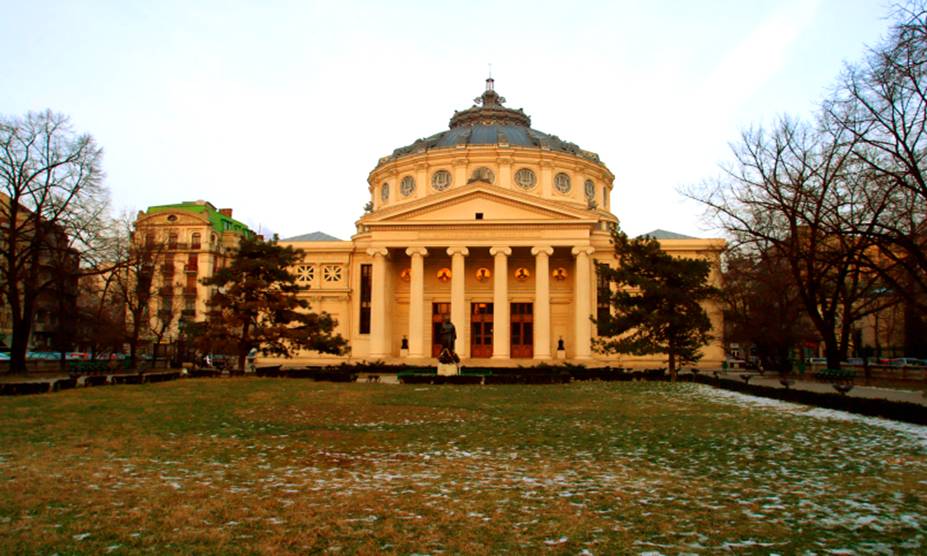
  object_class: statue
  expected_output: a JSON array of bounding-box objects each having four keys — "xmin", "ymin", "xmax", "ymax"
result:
[
  {"xmin": 439, "ymin": 317, "xmax": 456, "ymax": 352},
  {"xmin": 437, "ymin": 317, "xmax": 459, "ymax": 366}
]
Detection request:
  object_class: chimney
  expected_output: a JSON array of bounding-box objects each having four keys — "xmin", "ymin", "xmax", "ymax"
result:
[{"xmin": 219, "ymin": 208, "xmax": 233, "ymax": 217}]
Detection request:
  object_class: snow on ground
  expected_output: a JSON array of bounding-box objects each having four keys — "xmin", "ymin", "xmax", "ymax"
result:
[{"xmin": 697, "ymin": 384, "xmax": 927, "ymax": 448}]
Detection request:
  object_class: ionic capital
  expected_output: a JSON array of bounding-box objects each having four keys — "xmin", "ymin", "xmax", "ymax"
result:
[
  {"xmin": 489, "ymin": 246, "xmax": 512, "ymax": 257},
  {"xmin": 446, "ymin": 246, "xmax": 470, "ymax": 257},
  {"xmin": 571, "ymin": 246, "xmax": 595, "ymax": 257},
  {"xmin": 366, "ymin": 247, "xmax": 389, "ymax": 258},
  {"xmin": 405, "ymin": 247, "xmax": 429, "ymax": 258},
  {"xmin": 531, "ymin": 246, "xmax": 554, "ymax": 257}
]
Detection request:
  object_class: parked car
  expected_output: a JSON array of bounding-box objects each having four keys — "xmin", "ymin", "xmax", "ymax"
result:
[
  {"xmin": 807, "ymin": 357, "xmax": 827, "ymax": 365},
  {"xmin": 887, "ymin": 357, "xmax": 927, "ymax": 367}
]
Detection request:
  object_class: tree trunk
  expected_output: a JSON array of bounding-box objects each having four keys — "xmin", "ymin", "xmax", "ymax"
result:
[
  {"xmin": 9, "ymin": 325, "xmax": 29, "ymax": 374},
  {"xmin": 668, "ymin": 349, "xmax": 677, "ymax": 382},
  {"xmin": 823, "ymin": 337, "xmax": 842, "ymax": 370},
  {"xmin": 238, "ymin": 322, "xmax": 250, "ymax": 372}
]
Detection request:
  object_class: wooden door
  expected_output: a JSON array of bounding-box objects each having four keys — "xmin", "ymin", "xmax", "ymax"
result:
[
  {"xmin": 431, "ymin": 302, "xmax": 451, "ymax": 357},
  {"xmin": 470, "ymin": 302, "xmax": 494, "ymax": 358},
  {"xmin": 511, "ymin": 302, "xmax": 534, "ymax": 358}
]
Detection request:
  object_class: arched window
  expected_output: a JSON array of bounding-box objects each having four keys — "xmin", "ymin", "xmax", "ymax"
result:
[{"xmin": 191, "ymin": 232, "xmax": 201, "ymax": 249}]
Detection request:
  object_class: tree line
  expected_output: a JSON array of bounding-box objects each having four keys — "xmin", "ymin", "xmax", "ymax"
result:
[
  {"xmin": 0, "ymin": 111, "xmax": 344, "ymax": 374},
  {"xmin": 687, "ymin": 1, "xmax": 927, "ymax": 371}
]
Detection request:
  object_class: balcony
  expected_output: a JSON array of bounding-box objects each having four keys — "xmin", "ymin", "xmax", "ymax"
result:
[
  {"xmin": 158, "ymin": 286, "xmax": 174, "ymax": 297},
  {"xmin": 190, "ymin": 242, "xmax": 201, "ymax": 250},
  {"xmin": 160, "ymin": 265, "xmax": 175, "ymax": 275},
  {"xmin": 181, "ymin": 309, "xmax": 196, "ymax": 318},
  {"xmin": 183, "ymin": 287, "xmax": 197, "ymax": 297},
  {"xmin": 184, "ymin": 264, "xmax": 198, "ymax": 273}
]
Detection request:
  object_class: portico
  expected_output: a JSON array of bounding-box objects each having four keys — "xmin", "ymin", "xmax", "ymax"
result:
[{"xmin": 361, "ymin": 242, "xmax": 598, "ymax": 362}]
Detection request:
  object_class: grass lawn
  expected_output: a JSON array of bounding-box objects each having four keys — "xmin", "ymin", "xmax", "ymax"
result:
[{"xmin": 0, "ymin": 379, "xmax": 924, "ymax": 554}]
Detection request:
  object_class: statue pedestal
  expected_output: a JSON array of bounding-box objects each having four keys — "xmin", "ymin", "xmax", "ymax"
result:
[{"xmin": 437, "ymin": 363, "xmax": 458, "ymax": 376}]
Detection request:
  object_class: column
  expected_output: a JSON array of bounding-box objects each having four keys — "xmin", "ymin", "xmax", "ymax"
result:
[
  {"xmin": 405, "ymin": 247, "xmax": 428, "ymax": 358},
  {"xmin": 490, "ymin": 246, "xmax": 512, "ymax": 359},
  {"xmin": 453, "ymin": 158, "xmax": 467, "ymax": 190},
  {"xmin": 415, "ymin": 163, "xmax": 428, "ymax": 200},
  {"xmin": 539, "ymin": 160, "xmax": 554, "ymax": 197},
  {"xmin": 497, "ymin": 157, "xmax": 513, "ymax": 189},
  {"xmin": 447, "ymin": 246, "xmax": 469, "ymax": 357},
  {"xmin": 532, "ymin": 246, "xmax": 554, "ymax": 359},
  {"xmin": 366, "ymin": 247, "xmax": 389, "ymax": 358},
  {"xmin": 572, "ymin": 246, "xmax": 595, "ymax": 360}
]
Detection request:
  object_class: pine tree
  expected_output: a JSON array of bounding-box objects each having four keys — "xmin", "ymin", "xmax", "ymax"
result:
[
  {"xmin": 201, "ymin": 236, "xmax": 347, "ymax": 370},
  {"xmin": 595, "ymin": 230, "xmax": 717, "ymax": 380}
]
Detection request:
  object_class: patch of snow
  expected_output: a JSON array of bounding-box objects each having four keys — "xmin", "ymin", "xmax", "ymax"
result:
[{"xmin": 696, "ymin": 385, "xmax": 927, "ymax": 447}]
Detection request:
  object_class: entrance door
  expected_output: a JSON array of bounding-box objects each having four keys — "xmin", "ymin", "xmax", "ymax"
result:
[
  {"xmin": 511, "ymin": 302, "xmax": 534, "ymax": 358},
  {"xmin": 431, "ymin": 302, "xmax": 451, "ymax": 357},
  {"xmin": 470, "ymin": 302, "xmax": 494, "ymax": 358}
]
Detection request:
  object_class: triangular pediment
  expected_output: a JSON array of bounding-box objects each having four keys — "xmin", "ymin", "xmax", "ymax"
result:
[{"xmin": 365, "ymin": 184, "xmax": 595, "ymax": 225}]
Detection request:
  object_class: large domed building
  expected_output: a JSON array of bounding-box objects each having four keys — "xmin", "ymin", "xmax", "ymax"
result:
[{"xmin": 280, "ymin": 79, "xmax": 724, "ymax": 366}]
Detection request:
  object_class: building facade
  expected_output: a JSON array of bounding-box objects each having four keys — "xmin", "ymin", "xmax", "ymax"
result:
[
  {"xmin": 280, "ymin": 80, "xmax": 725, "ymax": 366},
  {"xmin": 133, "ymin": 200, "xmax": 254, "ymax": 347}
]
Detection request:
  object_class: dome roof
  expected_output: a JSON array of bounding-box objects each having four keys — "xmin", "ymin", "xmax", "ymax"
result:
[{"xmin": 381, "ymin": 79, "xmax": 603, "ymax": 166}]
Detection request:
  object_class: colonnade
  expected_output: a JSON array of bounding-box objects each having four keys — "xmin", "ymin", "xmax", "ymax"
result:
[{"xmin": 365, "ymin": 245, "xmax": 596, "ymax": 360}]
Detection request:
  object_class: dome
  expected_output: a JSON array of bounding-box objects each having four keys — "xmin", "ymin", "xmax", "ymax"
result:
[{"xmin": 381, "ymin": 79, "xmax": 603, "ymax": 166}]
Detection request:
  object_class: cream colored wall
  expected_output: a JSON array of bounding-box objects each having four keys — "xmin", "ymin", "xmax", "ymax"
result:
[
  {"xmin": 134, "ymin": 211, "xmax": 231, "ymax": 342},
  {"xmin": 369, "ymin": 146, "xmax": 614, "ymax": 214},
  {"xmin": 280, "ymin": 241, "xmax": 354, "ymax": 360}
]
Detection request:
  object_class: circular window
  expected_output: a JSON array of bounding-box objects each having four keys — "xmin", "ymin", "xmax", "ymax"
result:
[
  {"xmin": 166, "ymin": 214, "xmax": 177, "ymax": 222},
  {"xmin": 469, "ymin": 167, "xmax": 495, "ymax": 184},
  {"xmin": 400, "ymin": 176, "xmax": 415, "ymax": 197},
  {"xmin": 432, "ymin": 170, "xmax": 452, "ymax": 191},
  {"xmin": 554, "ymin": 172, "xmax": 571, "ymax": 194},
  {"xmin": 381, "ymin": 182, "xmax": 389, "ymax": 201},
  {"xmin": 584, "ymin": 179, "xmax": 595, "ymax": 200},
  {"xmin": 514, "ymin": 168, "xmax": 536, "ymax": 189}
]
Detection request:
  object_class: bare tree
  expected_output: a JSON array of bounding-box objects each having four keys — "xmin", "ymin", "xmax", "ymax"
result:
[
  {"xmin": 0, "ymin": 110, "xmax": 108, "ymax": 373},
  {"xmin": 75, "ymin": 268, "xmax": 126, "ymax": 359},
  {"xmin": 825, "ymin": 1, "xmax": 927, "ymax": 313},
  {"xmin": 721, "ymin": 247, "xmax": 819, "ymax": 373},
  {"xmin": 689, "ymin": 117, "xmax": 897, "ymax": 369},
  {"xmin": 105, "ymin": 214, "xmax": 181, "ymax": 369}
]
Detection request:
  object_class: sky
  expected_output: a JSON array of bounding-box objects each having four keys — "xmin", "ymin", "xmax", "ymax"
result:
[{"xmin": 0, "ymin": 0, "xmax": 897, "ymax": 240}]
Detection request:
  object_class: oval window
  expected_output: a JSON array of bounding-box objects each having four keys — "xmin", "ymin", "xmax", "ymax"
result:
[
  {"xmin": 432, "ymin": 170, "xmax": 452, "ymax": 191},
  {"xmin": 514, "ymin": 168, "xmax": 536, "ymax": 189},
  {"xmin": 400, "ymin": 176, "xmax": 415, "ymax": 196}
]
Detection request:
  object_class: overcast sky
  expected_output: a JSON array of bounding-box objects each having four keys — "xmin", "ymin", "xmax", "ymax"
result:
[{"xmin": 1, "ymin": 0, "xmax": 896, "ymax": 239}]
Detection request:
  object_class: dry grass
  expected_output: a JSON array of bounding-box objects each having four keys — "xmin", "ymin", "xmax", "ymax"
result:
[{"xmin": 0, "ymin": 379, "xmax": 924, "ymax": 554}]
